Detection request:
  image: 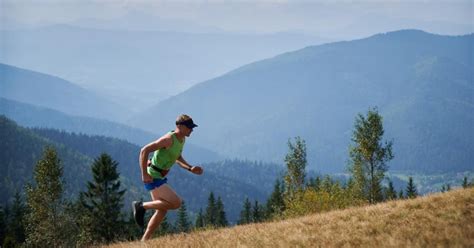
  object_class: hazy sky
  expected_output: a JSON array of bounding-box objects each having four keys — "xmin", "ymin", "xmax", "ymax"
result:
[{"xmin": 2, "ymin": 0, "xmax": 472, "ymax": 38}]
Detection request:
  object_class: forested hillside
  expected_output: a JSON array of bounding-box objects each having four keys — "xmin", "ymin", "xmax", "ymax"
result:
[
  {"xmin": 0, "ymin": 97, "xmax": 223, "ymax": 163},
  {"xmin": 0, "ymin": 115, "xmax": 92, "ymax": 203},
  {"xmin": 0, "ymin": 116, "xmax": 280, "ymax": 223}
]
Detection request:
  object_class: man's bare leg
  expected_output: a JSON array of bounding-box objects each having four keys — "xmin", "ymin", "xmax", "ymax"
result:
[{"xmin": 141, "ymin": 185, "xmax": 182, "ymax": 241}]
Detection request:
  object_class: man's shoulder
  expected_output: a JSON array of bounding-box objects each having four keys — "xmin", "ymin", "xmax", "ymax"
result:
[{"xmin": 158, "ymin": 133, "xmax": 173, "ymax": 146}]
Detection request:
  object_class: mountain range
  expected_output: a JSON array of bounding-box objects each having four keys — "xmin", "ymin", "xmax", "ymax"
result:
[
  {"xmin": 0, "ymin": 25, "xmax": 327, "ymax": 111},
  {"xmin": 1, "ymin": 29, "xmax": 472, "ymax": 174},
  {"xmin": 130, "ymin": 30, "xmax": 474, "ymax": 173},
  {"xmin": 0, "ymin": 63, "xmax": 126, "ymax": 121}
]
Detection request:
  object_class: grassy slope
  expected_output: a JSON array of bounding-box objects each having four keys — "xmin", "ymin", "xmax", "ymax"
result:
[{"xmin": 108, "ymin": 188, "xmax": 474, "ymax": 247}]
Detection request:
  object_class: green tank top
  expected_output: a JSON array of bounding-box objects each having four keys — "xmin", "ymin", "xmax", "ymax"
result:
[{"xmin": 147, "ymin": 131, "xmax": 185, "ymax": 178}]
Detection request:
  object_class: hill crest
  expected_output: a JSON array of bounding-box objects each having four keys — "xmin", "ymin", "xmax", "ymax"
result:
[{"xmin": 109, "ymin": 188, "xmax": 474, "ymax": 247}]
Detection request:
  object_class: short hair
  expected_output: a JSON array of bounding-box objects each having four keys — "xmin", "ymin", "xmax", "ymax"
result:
[{"xmin": 176, "ymin": 114, "xmax": 192, "ymax": 125}]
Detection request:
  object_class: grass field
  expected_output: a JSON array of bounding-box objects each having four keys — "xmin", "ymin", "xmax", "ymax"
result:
[{"xmin": 108, "ymin": 188, "xmax": 474, "ymax": 247}]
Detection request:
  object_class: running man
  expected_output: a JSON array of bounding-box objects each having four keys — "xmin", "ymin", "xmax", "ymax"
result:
[{"xmin": 132, "ymin": 114, "xmax": 203, "ymax": 241}]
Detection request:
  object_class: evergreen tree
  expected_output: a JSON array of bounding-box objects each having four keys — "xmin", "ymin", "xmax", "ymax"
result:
[
  {"xmin": 8, "ymin": 192, "xmax": 26, "ymax": 244},
  {"xmin": 321, "ymin": 175, "xmax": 334, "ymax": 193},
  {"xmin": 441, "ymin": 184, "xmax": 451, "ymax": 193},
  {"xmin": 398, "ymin": 189, "xmax": 404, "ymax": 199},
  {"xmin": 205, "ymin": 192, "xmax": 217, "ymax": 227},
  {"xmin": 349, "ymin": 108, "xmax": 393, "ymax": 204},
  {"xmin": 25, "ymin": 147, "xmax": 70, "ymax": 247},
  {"xmin": 252, "ymin": 200, "xmax": 264, "ymax": 223},
  {"xmin": 195, "ymin": 208, "xmax": 204, "ymax": 229},
  {"xmin": 406, "ymin": 177, "xmax": 418, "ymax": 199},
  {"xmin": 216, "ymin": 197, "xmax": 228, "ymax": 227},
  {"xmin": 238, "ymin": 198, "xmax": 252, "ymax": 225},
  {"xmin": 0, "ymin": 205, "xmax": 6, "ymax": 246},
  {"xmin": 462, "ymin": 177, "xmax": 469, "ymax": 188},
  {"xmin": 284, "ymin": 137, "xmax": 307, "ymax": 201},
  {"xmin": 157, "ymin": 216, "xmax": 173, "ymax": 236},
  {"xmin": 345, "ymin": 178, "xmax": 359, "ymax": 200},
  {"xmin": 2, "ymin": 236, "xmax": 17, "ymax": 248},
  {"xmin": 307, "ymin": 176, "xmax": 321, "ymax": 191},
  {"xmin": 122, "ymin": 211, "xmax": 142, "ymax": 241},
  {"xmin": 266, "ymin": 179, "xmax": 285, "ymax": 218},
  {"xmin": 79, "ymin": 153, "xmax": 126, "ymax": 244},
  {"xmin": 385, "ymin": 180, "xmax": 397, "ymax": 200},
  {"xmin": 70, "ymin": 198, "xmax": 95, "ymax": 245},
  {"xmin": 176, "ymin": 200, "xmax": 191, "ymax": 233}
]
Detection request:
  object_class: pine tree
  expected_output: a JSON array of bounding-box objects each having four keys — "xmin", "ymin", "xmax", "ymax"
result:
[
  {"xmin": 216, "ymin": 197, "xmax": 228, "ymax": 227},
  {"xmin": 25, "ymin": 147, "xmax": 69, "ymax": 247},
  {"xmin": 238, "ymin": 198, "xmax": 252, "ymax": 225},
  {"xmin": 123, "ymin": 211, "xmax": 142, "ymax": 241},
  {"xmin": 195, "ymin": 208, "xmax": 204, "ymax": 229},
  {"xmin": 284, "ymin": 137, "xmax": 307, "ymax": 201},
  {"xmin": 398, "ymin": 189, "xmax": 404, "ymax": 199},
  {"xmin": 176, "ymin": 200, "xmax": 191, "ymax": 233},
  {"xmin": 307, "ymin": 176, "xmax": 321, "ymax": 191},
  {"xmin": 157, "ymin": 216, "xmax": 173, "ymax": 236},
  {"xmin": 349, "ymin": 108, "xmax": 393, "ymax": 204},
  {"xmin": 79, "ymin": 153, "xmax": 126, "ymax": 244},
  {"xmin": 205, "ymin": 192, "xmax": 217, "ymax": 227},
  {"xmin": 8, "ymin": 192, "xmax": 26, "ymax": 244},
  {"xmin": 441, "ymin": 185, "xmax": 446, "ymax": 193},
  {"xmin": 0, "ymin": 205, "xmax": 6, "ymax": 246},
  {"xmin": 266, "ymin": 179, "xmax": 285, "ymax": 218},
  {"xmin": 345, "ymin": 178, "xmax": 359, "ymax": 200},
  {"xmin": 462, "ymin": 177, "xmax": 469, "ymax": 188},
  {"xmin": 406, "ymin": 177, "xmax": 418, "ymax": 199},
  {"xmin": 385, "ymin": 180, "xmax": 397, "ymax": 200},
  {"xmin": 252, "ymin": 200, "xmax": 264, "ymax": 223},
  {"xmin": 321, "ymin": 175, "xmax": 334, "ymax": 193}
]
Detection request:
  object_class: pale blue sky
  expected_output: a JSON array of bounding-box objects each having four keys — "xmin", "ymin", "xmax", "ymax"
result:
[{"xmin": 2, "ymin": 0, "xmax": 472, "ymax": 38}]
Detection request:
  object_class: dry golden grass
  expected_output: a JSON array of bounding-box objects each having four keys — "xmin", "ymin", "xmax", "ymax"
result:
[{"xmin": 108, "ymin": 188, "xmax": 474, "ymax": 248}]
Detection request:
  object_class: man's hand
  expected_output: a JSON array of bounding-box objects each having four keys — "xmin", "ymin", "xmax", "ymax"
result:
[
  {"xmin": 190, "ymin": 166, "xmax": 203, "ymax": 175},
  {"xmin": 142, "ymin": 173, "xmax": 153, "ymax": 183}
]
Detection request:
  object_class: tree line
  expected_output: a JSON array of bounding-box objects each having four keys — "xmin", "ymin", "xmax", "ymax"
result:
[
  {"xmin": 234, "ymin": 107, "xmax": 473, "ymax": 223},
  {"xmin": 0, "ymin": 148, "xmax": 232, "ymax": 246}
]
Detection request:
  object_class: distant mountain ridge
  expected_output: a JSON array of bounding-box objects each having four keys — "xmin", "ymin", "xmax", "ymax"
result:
[
  {"xmin": 130, "ymin": 30, "xmax": 474, "ymax": 173},
  {"xmin": 0, "ymin": 63, "xmax": 126, "ymax": 121},
  {"xmin": 0, "ymin": 25, "xmax": 328, "ymax": 110}
]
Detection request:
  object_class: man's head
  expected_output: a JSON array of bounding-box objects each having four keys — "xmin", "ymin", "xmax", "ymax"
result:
[{"xmin": 176, "ymin": 114, "xmax": 198, "ymax": 137}]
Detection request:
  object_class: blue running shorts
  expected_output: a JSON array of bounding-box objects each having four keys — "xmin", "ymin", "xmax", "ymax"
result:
[{"xmin": 144, "ymin": 177, "xmax": 168, "ymax": 191}]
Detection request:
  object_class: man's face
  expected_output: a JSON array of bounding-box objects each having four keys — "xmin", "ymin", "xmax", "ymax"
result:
[{"xmin": 184, "ymin": 125, "xmax": 194, "ymax": 137}]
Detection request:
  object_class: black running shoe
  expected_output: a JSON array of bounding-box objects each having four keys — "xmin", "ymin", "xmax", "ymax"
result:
[{"xmin": 132, "ymin": 201, "xmax": 145, "ymax": 228}]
